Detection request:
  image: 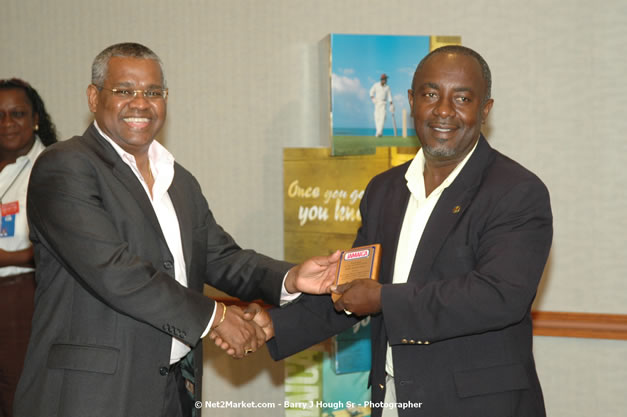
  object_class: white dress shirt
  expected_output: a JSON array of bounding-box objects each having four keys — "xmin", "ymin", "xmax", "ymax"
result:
[
  {"xmin": 385, "ymin": 140, "xmax": 478, "ymax": 376},
  {"xmin": 95, "ymin": 122, "xmax": 296, "ymax": 363},
  {"xmin": 95, "ymin": 122, "xmax": 200, "ymax": 364},
  {"xmin": 0, "ymin": 137, "xmax": 45, "ymax": 277}
]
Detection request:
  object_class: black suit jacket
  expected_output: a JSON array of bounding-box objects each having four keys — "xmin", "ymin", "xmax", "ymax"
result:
[
  {"xmin": 268, "ymin": 136, "xmax": 552, "ymax": 417},
  {"xmin": 15, "ymin": 124, "xmax": 291, "ymax": 417}
]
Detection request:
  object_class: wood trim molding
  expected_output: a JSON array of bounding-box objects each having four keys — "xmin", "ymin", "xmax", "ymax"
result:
[
  {"xmin": 531, "ymin": 311, "xmax": 627, "ymax": 340},
  {"xmin": 216, "ymin": 298, "xmax": 627, "ymax": 341}
]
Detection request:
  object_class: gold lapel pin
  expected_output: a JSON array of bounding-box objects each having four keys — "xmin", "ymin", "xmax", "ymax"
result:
[{"xmin": 452, "ymin": 205, "xmax": 461, "ymax": 214}]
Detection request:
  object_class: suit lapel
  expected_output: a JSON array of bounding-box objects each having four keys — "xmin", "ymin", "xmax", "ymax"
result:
[
  {"xmin": 408, "ymin": 136, "xmax": 494, "ymax": 283},
  {"xmin": 83, "ymin": 124, "xmax": 166, "ymax": 242},
  {"xmin": 167, "ymin": 167, "xmax": 194, "ymax": 282},
  {"xmin": 379, "ymin": 168, "xmax": 411, "ymax": 285}
]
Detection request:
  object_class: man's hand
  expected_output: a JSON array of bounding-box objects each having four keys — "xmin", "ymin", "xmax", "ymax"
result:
[
  {"xmin": 332, "ymin": 279, "xmax": 382, "ymax": 316},
  {"xmin": 210, "ymin": 303, "xmax": 274, "ymax": 356},
  {"xmin": 208, "ymin": 304, "xmax": 264, "ymax": 358},
  {"xmin": 243, "ymin": 303, "xmax": 274, "ymax": 341},
  {"xmin": 284, "ymin": 250, "xmax": 341, "ymax": 294}
]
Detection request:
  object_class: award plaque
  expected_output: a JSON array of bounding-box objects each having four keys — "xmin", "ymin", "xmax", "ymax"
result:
[{"xmin": 332, "ymin": 244, "xmax": 381, "ymax": 302}]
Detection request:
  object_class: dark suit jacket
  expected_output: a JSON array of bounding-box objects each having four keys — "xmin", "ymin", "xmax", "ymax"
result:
[
  {"xmin": 268, "ymin": 136, "xmax": 552, "ymax": 417},
  {"xmin": 14, "ymin": 124, "xmax": 291, "ymax": 417}
]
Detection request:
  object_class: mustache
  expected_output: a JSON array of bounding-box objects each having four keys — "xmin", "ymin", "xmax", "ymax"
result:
[{"xmin": 428, "ymin": 119, "xmax": 458, "ymax": 127}]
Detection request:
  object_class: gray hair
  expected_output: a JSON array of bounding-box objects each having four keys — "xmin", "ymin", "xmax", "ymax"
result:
[
  {"xmin": 91, "ymin": 42, "xmax": 166, "ymax": 87},
  {"xmin": 412, "ymin": 45, "xmax": 492, "ymax": 104}
]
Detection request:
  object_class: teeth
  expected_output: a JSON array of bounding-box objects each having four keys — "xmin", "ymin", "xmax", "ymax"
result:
[
  {"xmin": 434, "ymin": 127, "xmax": 452, "ymax": 132},
  {"xmin": 124, "ymin": 117, "xmax": 150, "ymax": 123}
]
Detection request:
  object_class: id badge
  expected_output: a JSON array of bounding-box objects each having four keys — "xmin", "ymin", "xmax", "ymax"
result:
[{"xmin": 0, "ymin": 201, "xmax": 19, "ymax": 238}]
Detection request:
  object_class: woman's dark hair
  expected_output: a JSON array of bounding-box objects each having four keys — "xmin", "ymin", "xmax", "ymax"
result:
[{"xmin": 0, "ymin": 78, "xmax": 58, "ymax": 146}]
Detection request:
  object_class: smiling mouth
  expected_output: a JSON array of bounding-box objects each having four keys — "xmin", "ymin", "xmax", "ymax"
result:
[
  {"xmin": 430, "ymin": 124, "xmax": 458, "ymax": 134},
  {"xmin": 123, "ymin": 117, "xmax": 151, "ymax": 129}
]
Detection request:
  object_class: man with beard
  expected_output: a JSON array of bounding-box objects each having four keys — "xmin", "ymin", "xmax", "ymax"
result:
[{"xmin": 240, "ymin": 45, "xmax": 553, "ymax": 417}]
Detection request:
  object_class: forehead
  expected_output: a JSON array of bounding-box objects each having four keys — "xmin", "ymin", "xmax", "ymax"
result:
[
  {"xmin": 415, "ymin": 53, "xmax": 486, "ymax": 93},
  {"xmin": 105, "ymin": 56, "xmax": 164, "ymax": 86},
  {"xmin": 0, "ymin": 88, "xmax": 31, "ymax": 108}
]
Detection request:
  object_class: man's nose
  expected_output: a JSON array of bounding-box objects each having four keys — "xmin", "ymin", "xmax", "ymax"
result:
[{"xmin": 433, "ymin": 98, "xmax": 455, "ymax": 118}]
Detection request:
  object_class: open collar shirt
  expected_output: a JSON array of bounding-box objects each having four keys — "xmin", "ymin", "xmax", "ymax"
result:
[
  {"xmin": 385, "ymin": 139, "xmax": 479, "ymax": 376},
  {"xmin": 94, "ymin": 121, "xmax": 203, "ymax": 364}
]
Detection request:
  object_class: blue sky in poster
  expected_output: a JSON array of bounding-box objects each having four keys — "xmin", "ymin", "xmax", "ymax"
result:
[{"xmin": 331, "ymin": 34, "xmax": 430, "ymax": 134}]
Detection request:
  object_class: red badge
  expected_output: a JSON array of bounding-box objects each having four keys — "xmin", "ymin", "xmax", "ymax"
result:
[{"xmin": 1, "ymin": 201, "xmax": 19, "ymax": 216}]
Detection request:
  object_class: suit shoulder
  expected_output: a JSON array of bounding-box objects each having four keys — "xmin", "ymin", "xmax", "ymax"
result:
[
  {"xmin": 483, "ymin": 150, "xmax": 550, "ymax": 199},
  {"xmin": 173, "ymin": 162, "xmax": 200, "ymax": 186},
  {"xmin": 33, "ymin": 136, "xmax": 95, "ymax": 170},
  {"xmin": 172, "ymin": 162, "xmax": 207, "ymax": 200},
  {"xmin": 492, "ymin": 150, "xmax": 542, "ymax": 182}
]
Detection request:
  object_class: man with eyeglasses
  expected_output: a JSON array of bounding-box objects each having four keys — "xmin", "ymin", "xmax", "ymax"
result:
[{"xmin": 14, "ymin": 42, "xmax": 339, "ymax": 417}]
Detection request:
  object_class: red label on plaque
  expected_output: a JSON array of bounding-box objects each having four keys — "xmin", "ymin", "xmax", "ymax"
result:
[{"xmin": 345, "ymin": 249, "xmax": 369, "ymax": 260}]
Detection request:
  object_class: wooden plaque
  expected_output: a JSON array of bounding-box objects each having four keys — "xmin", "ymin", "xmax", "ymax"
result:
[{"xmin": 332, "ymin": 244, "xmax": 381, "ymax": 302}]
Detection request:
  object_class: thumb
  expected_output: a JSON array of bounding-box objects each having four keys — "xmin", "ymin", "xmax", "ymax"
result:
[
  {"xmin": 243, "ymin": 303, "xmax": 262, "ymax": 319},
  {"xmin": 329, "ymin": 250, "xmax": 341, "ymax": 262},
  {"xmin": 332, "ymin": 282, "xmax": 352, "ymax": 294}
]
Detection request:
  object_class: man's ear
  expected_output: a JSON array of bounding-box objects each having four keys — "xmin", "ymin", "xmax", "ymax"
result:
[
  {"xmin": 481, "ymin": 98, "xmax": 494, "ymax": 121},
  {"xmin": 87, "ymin": 84, "xmax": 99, "ymax": 113}
]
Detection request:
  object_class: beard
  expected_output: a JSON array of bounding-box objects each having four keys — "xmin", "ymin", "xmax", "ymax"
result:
[{"xmin": 420, "ymin": 140, "xmax": 457, "ymax": 159}]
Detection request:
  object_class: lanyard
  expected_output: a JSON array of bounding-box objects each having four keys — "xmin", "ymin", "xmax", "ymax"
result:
[{"xmin": 0, "ymin": 161, "xmax": 29, "ymax": 205}]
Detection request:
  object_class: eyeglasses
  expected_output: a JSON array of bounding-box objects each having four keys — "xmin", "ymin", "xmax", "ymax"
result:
[{"xmin": 97, "ymin": 86, "xmax": 168, "ymax": 100}]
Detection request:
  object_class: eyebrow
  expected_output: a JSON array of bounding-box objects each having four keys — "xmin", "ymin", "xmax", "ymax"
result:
[
  {"xmin": 418, "ymin": 82, "xmax": 475, "ymax": 95},
  {"xmin": 453, "ymin": 87, "xmax": 473, "ymax": 94},
  {"xmin": 113, "ymin": 81, "xmax": 164, "ymax": 89},
  {"xmin": 420, "ymin": 82, "xmax": 440, "ymax": 90}
]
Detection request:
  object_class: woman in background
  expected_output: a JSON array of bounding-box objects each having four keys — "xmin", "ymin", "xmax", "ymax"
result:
[{"xmin": 0, "ymin": 79, "xmax": 57, "ymax": 417}]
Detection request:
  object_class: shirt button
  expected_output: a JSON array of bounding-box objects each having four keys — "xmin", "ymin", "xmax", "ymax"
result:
[
  {"xmin": 163, "ymin": 261, "xmax": 173, "ymax": 269},
  {"xmin": 159, "ymin": 367, "xmax": 169, "ymax": 376},
  {"xmin": 379, "ymin": 384, "xmax": 385, "ymax": 389}
]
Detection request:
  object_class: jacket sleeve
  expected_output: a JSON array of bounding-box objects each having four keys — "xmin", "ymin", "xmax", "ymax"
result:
[
  {"xmin": 27, "ymin": 145, "xmax": 214, "ymax": 346},
  {"xmin": 197, "ymin": 192, "xmax": 292, "ymax": 306}
]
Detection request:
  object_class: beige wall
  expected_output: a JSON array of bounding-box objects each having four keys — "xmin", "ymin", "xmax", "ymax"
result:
[{"xmin": 3, "ymin": 0, "xmax": 626, "ymax": 415}]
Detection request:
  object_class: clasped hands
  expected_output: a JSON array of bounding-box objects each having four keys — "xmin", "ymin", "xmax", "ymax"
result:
[
  {"xmin": 209, "ymin": 250, "xmax": 383, "ymax": 358},
  {"xmin": 207, "ymin": 302, "xmax": 270, "ymax": 359}
]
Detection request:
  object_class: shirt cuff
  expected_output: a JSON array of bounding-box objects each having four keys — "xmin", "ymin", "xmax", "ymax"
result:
[
  {"xmin": 200, "ymin": 301, "xmax": 218, "ymax": 338},
  {"xmin": 280, "ymin": 271, "xmax": 301, "ymax": 306}
]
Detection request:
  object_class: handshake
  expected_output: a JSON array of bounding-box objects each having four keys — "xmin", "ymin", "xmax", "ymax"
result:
[
  {"xmin": 207, "ymin": 249, "xmax": 384, "ymax": 358},
  {"xmin": 207, "ymin": 301, "xmax": 275, "ymax": 359}
]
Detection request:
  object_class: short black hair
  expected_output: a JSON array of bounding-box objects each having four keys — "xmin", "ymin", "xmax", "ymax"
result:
[{"xmin": 412, "ymin": 45, "xmax": 492, "ymax": 103}]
